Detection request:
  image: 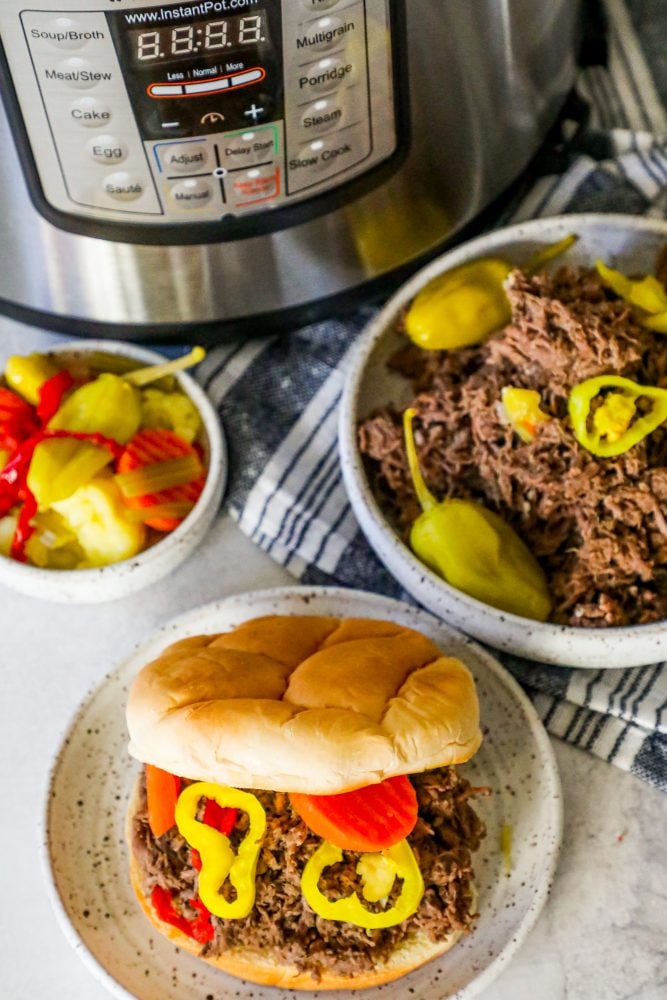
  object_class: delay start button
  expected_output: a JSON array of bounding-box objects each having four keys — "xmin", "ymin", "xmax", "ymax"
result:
[
  {"xmin": 159, "ymin": 142, "xmax": 209, "ymax": 174},
  {"xmin": 169, "ymin": 178, "xmax": 214, "ymax": 209},
  {"xmin": 221, "ymin": 129, "xmax": 276, "ymax": 168}
]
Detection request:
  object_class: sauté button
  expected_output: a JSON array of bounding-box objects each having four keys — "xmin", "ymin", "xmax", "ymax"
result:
[
  {"xmin": 169, "ymin": 178, "xmax": 214, "ymax": 209},
  {"xmin": 70, "ymin": 96, "xmax": 112, "ymax": 128},
  {"xmin": 87, "ymin": 135, "xmax": 128, "ymax": 165},
  {"xmin": 102, "ymin": 172, "xmax": 145, "ymax": 201},
  {"xmin": 298, "ymin": 56, "xmax": 354, "ymax": 96},
  {"xmin": 297, "ymin": 16, "xmax": 349, "ymax": 53},
  {"xmin": 160, "ymin": 143, "xmax": 209, "ymax": 174}
]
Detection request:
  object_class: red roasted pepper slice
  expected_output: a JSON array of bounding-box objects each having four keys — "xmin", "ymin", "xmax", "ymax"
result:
[
  {"xmin": 191, "ymin": 798, "xmax": 238, "ymax": 872},
  {"xmin": 150, "ymin": 885, "xmax": 214, "ymax": 944},
  {"xmin": 36, "ymin": 370, "xmax": 75, "ymax": 424}
]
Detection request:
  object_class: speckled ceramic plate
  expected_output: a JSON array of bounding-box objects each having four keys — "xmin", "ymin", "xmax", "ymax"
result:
[{"xmin": 42, "ymin": 586, "xmax": 562, "ymax": 1000}]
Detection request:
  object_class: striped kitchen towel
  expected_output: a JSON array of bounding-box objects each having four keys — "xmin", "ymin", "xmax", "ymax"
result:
[{"xmin": 198, "ymin": 0, "xmax": 667, "ymax": 792}]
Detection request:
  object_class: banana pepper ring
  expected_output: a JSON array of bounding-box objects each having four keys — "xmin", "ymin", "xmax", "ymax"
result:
[
  {"xmin": 301, "ymin": 838, "xmax": 424, "ymax": 929},
  {"xmin": 175, "ymin": 781, "xmax": 266, "ymax": 920},
  {"xmin": 568, "ymin": 375, "xmax": 667, "ymax": 458}
]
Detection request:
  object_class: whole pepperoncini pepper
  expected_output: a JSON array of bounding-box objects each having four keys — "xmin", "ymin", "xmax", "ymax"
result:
[
  {"xmin": 403, "ymin": 409, "xmax": 551, "ymax": 620},
  {"xmin": 301, "ymin": 838, "xmax": 424, "ymax": 929},
  {"xmin": 568, "ymin": 375, "xmax": 667, "ymax": 457},
  {"xmin": 596, "ymin": 261, "xmax": 667, "ymax": 332},
  {"xmin": 404, "ymin": 234, "xmax": 577, "ymax": 351},
  {"xmin": 175, "ymin": 781, "xmax": 266, "ymax": 920}
]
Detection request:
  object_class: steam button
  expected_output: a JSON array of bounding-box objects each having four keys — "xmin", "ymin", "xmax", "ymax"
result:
[
  {"xmin": 169, "ymin": 178, "xmax": 214, "ymax": 209},
  {"xmin": 102, "ymin": 172, "xmax": 145, "ymax": 202},
  {"xmin": 87, "ymin": 135, "xmax": 128, "ymax": 165},
  {"xmin": 300, "ymin": 97, "xmax": 345, "ymax": 136}
]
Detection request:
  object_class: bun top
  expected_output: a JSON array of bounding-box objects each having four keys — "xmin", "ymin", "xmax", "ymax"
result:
[{"xmin": 126, "ymin": 615, "xmax": 482, "ymax": 794}]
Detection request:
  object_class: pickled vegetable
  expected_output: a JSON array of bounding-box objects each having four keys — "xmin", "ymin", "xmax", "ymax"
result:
[
  {"xmin": 52, "ymin": 479, "xmax": 146, "ymax": 567},
  {"xmin": 140, "ymin": 388, "xmax": 202, "ymax": 443},
  {"xmin": 5, "ymin": 353, "xmax": 60, "ymax": 405},
  {"xmin": 27, "ymin": 437, "xmax": 113, "ymax": 510},
  {"xmin": 48, "ymin": 373, "xmax": 142, "ymax": 444}
]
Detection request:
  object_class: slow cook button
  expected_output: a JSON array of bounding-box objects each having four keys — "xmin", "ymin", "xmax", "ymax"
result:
[
  {"xmin": 297, "ymin": 16, "xmax": 349, "ymax": 53},
  {"xmin": 87, "ymin": 134, "xmax": 128, "ymax": 165},
  {"xmin": 102, "ymin": 171, "xmax": 145, "ymax": 202},
  {"xmin": 292, "ymin": 135, "xmax": 357, "ymax": 174},
  {"xmin": 70, "ymin": 96, "xmax": 112, "ymax": 128},
  {"xmin": 297, "ymin": 56, "xmax": 354, "ymax": 97},
  {"xmin": 300, "ymin": 97, "xmax": 345, "ymax": 136},
  {"xmin": 160, "ymin": 142, "xmax": 209, "ymax": 174},
  {"xmin": 169, "ymin": 178, "xmax": 214, "ymax": 209},
  {"xmin": 48, "ymin": 57, "xmax": 111, "ymax": 90}
]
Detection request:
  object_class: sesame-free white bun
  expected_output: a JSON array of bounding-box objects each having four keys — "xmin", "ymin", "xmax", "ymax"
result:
[{"xmin": 126, "ymin": 614, "xmax": 482, "ymax": 794}]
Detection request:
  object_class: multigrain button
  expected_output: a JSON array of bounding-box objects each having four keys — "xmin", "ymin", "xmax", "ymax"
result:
[
  {"xmin": 300, "ymin": 97, "xmax": 346, "ymax": 135},
  {"xmin": 297, "ymin": 56, "xmax": 354, "ymax": 97},
  {"xmin": 102, "ymin": 171, "xmax": 145, "ymax": 201},
  {"xmin": 50, "ymin": 57, "xmax": 110, "ymax": 90},
  {"xmin": 296, "ymin": 16, "xmax": 350, "ymax": 53},
  {"xmin": 70, "ymin": 96, "xmax": 112, "ymax": 128},
  {"xmin": 87, "ymin": 134, "xmax": 128, "ymax": 165},
  {"xmin": 169, "ymin": 177, "xmax": 213, "ymax": 209},
  {"xmin": 159, "ymin": 142, "xmax": 209, "ymax": 174}
]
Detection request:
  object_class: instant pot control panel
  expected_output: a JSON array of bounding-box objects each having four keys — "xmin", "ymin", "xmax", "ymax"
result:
[{"xmin": 0, "ymin": 0, "xmax": 402, "ymax": 241}]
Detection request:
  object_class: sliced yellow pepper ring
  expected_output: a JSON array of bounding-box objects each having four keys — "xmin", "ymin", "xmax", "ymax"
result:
[
  {"xmin": 301, "ymin": 839, "xmax": 424, "ymax": 929},
  {"xmin": 174, "ymin": 782, "xmax": 266, "ymax": 920},
  {"xmin": 568, "ymin": 375, "xmax": 667, "ymax": 458}
]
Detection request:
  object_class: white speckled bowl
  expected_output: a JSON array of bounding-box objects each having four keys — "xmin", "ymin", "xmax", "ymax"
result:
[
  {"xmin": 339, "ymin": 214, "xmax": 667, "ymax": 668},
  {"xmin": 42, "ymin": 586, "xmax": 562, "ymax": 1000},
  {"xmin": 0, "ymin": 340, "xmax": 226, "ymax": 603}
]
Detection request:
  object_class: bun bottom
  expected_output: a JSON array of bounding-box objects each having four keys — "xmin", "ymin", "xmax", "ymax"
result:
[{"xmin": 129, "ymin": 849, "xmax": 463, "ymax": 990}]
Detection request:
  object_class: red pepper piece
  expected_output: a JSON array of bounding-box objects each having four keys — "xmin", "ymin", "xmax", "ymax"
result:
[
  {"xmin": 36, "ymin": 370, "xmax": 75, "ymax": 424},
  {"xmin": 190, "ymin": 799, "xmax": 238, "ymax": 874},
  {"xmin": 0, "ymin": 388, "xmax": 39, "ymax": 456},
  {"xmin": 150, "ymin": 886, "xmax": 214, "ymax": 944},
  {"xmin": 10, "ymin": 492, "xmax": 37, "ymax": 562}
]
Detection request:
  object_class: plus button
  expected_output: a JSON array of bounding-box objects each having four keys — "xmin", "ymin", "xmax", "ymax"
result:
[{"xmin": 244, "ymin": 103, "xmax": 265, "ymax": 123}]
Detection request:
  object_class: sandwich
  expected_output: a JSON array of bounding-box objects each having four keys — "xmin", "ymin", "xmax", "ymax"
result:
[{"xmin": 125, "ymin": 614, "xmax": 487, "ymax": 990}]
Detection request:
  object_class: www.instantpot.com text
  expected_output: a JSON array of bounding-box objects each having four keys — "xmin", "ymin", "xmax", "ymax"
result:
[{"xmin": 124, "ymin": 1, "xmax": 260, "ymax": 25}]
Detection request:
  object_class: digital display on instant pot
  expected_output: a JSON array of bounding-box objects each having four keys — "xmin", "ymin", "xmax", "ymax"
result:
[
  {"xmin": 107, "ymin": 3, "xmax": 283, "ymax": 140},
  {"xmin": 128, "ymin": 13, "xmax": 269, "ymax": 65}
]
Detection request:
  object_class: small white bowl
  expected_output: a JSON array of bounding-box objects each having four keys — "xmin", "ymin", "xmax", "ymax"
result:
[
  {"xmin": 0, "ymin": 340, "xmax": 226, "ymax": 603},
  {"xmin": 339, "ymin": 213, "xmax": 667, "ymax": 668}
]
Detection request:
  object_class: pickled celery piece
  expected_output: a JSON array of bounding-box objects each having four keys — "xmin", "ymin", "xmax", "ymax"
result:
[
  {"xmin": 140, "ymin": 388, "xmax": 202, "ymax": 444},
  {"xmin": 27, "ymin": 437, "xmax": 113, "ymax": 510},
  {"xmin": 24, "ymin": 510, "xmax": 84, "ymax": 569},
  {"xmin": 125, "ymin": 346, "xmax": 205, "ymax": 387},
  {"xmin": 52, "ymin": 479, "xmax": 146, "ymax": 567},
  {"xmin": 0, "ymin": 512, "xmax": 18, "ymax": 557},
  {"xmin": 5, "ymin": 353, "xmax": 60, "ymax": 405},
  {"xmin": 48, "ymin": 373, "xmax": 141, "ymax": 444},
  {"xmin": 115, "ymin": 453, "xmax": 202, "ymax": 498}
]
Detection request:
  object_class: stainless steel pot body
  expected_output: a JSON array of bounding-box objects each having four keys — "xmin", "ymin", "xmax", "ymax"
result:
[{"xmin": 0, "ymin": 0, "xmax": 582, "ymax": 338}]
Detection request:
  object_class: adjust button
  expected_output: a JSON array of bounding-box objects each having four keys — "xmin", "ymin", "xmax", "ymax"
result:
[
  {"xmin": 70, "ymin": 96, "xmax": 112, "ymax": 128},
  {"xmin": 297, "ymin": 56, "xmax": 354, "ymax": 97},
  {"xmin": 87, "ymin": 134, "xmax": 128, "ymax": 166},
  {"xmin": 169, "ymin": 178, "xmax": 214, "ymax": 209},
  {"xmin": 159, "ymin": 142, "xmax": 209, "ymax": 174},
  {"xmin": 102, "ymin": 172, "xmax": 145, "ymax": 202}
]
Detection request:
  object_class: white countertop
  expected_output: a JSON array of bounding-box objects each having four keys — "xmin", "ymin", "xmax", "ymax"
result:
[{"xmin": 0, "ymin": 318, "xmax": 665, "ymax": 1000}]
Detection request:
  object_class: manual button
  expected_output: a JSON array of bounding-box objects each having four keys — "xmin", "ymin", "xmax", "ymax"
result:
[
  {"xmin": 159, "ymin": 142, "xmax": 209, "ymax": 174},
  {"xmin": 169, "ymin": 178, "xmax": 214, "ymax": 209}
]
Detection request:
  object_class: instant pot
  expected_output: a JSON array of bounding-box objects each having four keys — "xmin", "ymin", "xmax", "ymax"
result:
[{"xmin": 0, "ymin": 0, "xmax": 582, "ymax": 341}]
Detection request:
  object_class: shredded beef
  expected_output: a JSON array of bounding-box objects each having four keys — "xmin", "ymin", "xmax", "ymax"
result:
[
  {"xmin": 358, "ymin": 266, "xmax": 667, "ymax": 627},
  {"xmin": 131, "ymin": 768, "xmax": 488, "ymax": 980}
]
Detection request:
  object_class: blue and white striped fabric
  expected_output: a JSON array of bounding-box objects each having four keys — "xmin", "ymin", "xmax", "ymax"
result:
[{"xmin": 197, "ymin": 0, "xmax": 667, "ymax": 793}]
